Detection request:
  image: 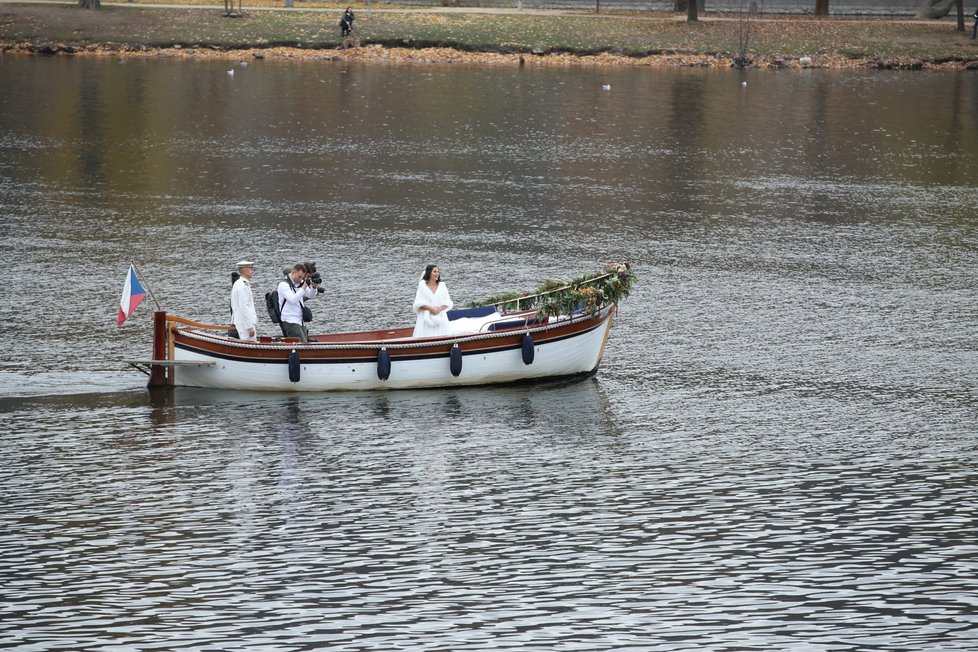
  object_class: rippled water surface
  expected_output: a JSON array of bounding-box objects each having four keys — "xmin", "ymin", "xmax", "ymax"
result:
[{"xmin": 1, "ymin": 56, "xmax": 977, "ymax": 650}]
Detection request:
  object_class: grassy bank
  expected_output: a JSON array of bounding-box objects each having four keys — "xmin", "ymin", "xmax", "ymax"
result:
[{"xmin": 2, "ymin": 2, "xmax": 977, "ymax": 68}]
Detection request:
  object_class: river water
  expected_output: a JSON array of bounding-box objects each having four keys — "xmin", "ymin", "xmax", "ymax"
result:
[{"xmin": 1, "ymin": 55, "xmax": 977, "ymax": 650}]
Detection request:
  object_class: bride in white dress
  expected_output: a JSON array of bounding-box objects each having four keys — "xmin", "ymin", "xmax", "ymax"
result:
[{"xmin": 412, "ymin": 264, "xmax": 454, "ymax": 338}]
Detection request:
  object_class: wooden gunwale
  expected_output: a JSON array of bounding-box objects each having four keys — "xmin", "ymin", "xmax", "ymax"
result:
[{"xmin": 170, "ymin": 307, "xmax": 610, "ymax": 363}]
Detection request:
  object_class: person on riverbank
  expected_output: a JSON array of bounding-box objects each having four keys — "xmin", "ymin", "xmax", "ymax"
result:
[
  {"xmin": 278, "ymin": 263, "xmax": 319, "ymax": 342},
  {"xmin": 231, "ymin": 260, "xmax": 258, "ymax": 341},
  {"xmin": 412, "ymin": 264, "xmax": 454, "ymax": 338},
  {"xmin": 972, "ymin": 8, "xmax": 978, "ymax": 39},
  {"xmin": 340, "ymin": 7, "xmax": 355, "ymax": 37}
]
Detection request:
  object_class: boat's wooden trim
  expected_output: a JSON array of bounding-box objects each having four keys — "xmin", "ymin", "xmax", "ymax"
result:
[
  {"xmin": 169, "ymin": 307, "xmax": 611, "ymax": 364},
  {"xmin": 595, "ymin": 304, "xmax": 615, "ymax": 365},
  {"xmin": 173, "ymin": 324, "xmax": 600, "ymax": 366},
  {"xmin": 165, "ymin": 315, "xmax": 230, "ymax": 330}
]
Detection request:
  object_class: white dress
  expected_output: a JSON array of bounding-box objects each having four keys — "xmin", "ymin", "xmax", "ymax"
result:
[{"xmin": 412, "ymin": 279, "xmax": 454, "ymax": 338}]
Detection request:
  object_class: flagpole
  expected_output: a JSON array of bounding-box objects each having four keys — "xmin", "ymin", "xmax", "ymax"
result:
[{"xmin": 131, "ymin": 259, "xmax": 163, "ymax": 311}]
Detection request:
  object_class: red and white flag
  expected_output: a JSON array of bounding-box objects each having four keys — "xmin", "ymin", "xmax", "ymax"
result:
[{"xmin": 118, "ymin": 264, "xmax": 147, "ymax": 327}]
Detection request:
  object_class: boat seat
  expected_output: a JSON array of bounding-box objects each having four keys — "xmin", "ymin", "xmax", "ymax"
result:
[
  {"xmin": 447, "ymin": 305, "xmax": 497, "ymax": 321},
  {"xmin": 487, "ymin": 318, "xmax": 542, "ymax": 332}
]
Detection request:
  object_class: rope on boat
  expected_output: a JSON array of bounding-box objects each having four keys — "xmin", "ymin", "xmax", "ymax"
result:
[{"xmin": 175, "ymin": 308, "xmax": 610, "ymax": 352}]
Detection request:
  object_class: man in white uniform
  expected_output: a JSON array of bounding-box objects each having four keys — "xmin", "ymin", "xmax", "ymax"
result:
[{"xmin": 230, "ymin": 260, "xmax": 258, "ymax": 341}]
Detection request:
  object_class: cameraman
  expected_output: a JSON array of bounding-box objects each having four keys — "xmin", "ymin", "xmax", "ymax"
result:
[{"xmin": 277, "ymin": 263, "xmax": 320, "ymax": 342}]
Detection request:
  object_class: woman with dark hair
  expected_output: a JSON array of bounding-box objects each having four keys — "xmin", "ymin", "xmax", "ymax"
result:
[
  {"xmin": 412, "ymin": 264, "xmax": 454, "ymax": 338},
  {"xmin": 340, "ymin": 7, "xmax": 355, "ymax": 37}
]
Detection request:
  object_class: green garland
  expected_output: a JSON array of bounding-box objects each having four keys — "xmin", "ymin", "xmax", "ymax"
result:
[{"xmin": 467, "ymin": 262, "xmax": 636, "ymax": 319}]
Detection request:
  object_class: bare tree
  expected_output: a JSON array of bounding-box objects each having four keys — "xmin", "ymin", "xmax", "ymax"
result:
[
  {"xmin": 77, "ymin": 0, "xmax": 100, "ymax": 8},
  {"xmin": 916, "ymin": 0, "xmax": 956, "ymax": 19},
  {"xmin": 815, "ymin": 0, "xmax": 829, "ymax": 16},
  {"xmin": 674, "ymin": 0, "xmax": 704, "ymax": 20},
  {"xmin": 735, "ymin": 0, "xmax": 754, "ymax": 66},
  {"xmin": 223, "ymin": 0, "xmax": 242, "ymax": 18},
  {"xmin": 675, "ymin": 0, "xmax": 702, "ymax": 21},
  {"xmin": 917, "ymin": 0, "xmax": 966, "ymax": 28}
]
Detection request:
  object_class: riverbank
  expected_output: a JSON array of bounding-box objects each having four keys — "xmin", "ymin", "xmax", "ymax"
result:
[{"xmin": 2, "ymin": 2, "xmax": 977, "ymax": 69}]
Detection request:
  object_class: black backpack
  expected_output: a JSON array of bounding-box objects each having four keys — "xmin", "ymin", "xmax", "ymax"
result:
[{"xmin": 265, "ymin": 289, "xmax": 285, "ymax": 324}]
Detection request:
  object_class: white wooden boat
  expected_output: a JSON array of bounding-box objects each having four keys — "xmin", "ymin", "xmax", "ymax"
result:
[{"xmin": 130, "ymin": 264, "xmax": 632, "ymax": 392}]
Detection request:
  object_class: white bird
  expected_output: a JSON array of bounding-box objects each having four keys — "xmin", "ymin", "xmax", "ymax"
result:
[
  {"xmin": 227, "ymin": 69, "xmax": 234, "ymax": 76},
  {"xmin": 741, "ymin": 81, "xmax": 747, "ymax": 87},
  {"xmin": 601, "ymin": 84, "xmax": 611, "ymax": 91}
]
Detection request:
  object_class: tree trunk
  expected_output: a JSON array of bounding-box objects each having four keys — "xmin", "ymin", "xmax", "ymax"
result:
[
  {"xmin": 916, "ymin": 0, "xmax": 956, "ymax": 19},
  {"xmin": 814, "ymin": 0, "xmax": 829, "ymax": 15},
  {"xmin": 955, "ymin": 0, "xmax": 964, "ymax": 30},
  {"xmin": 674, "ymin": 0, "xmax": 704, "ymax": 18},
  {"xmin": 687, "ymin": 0, "xmax": 699, "ymax": 21},
  {"xmin": 77, "ymin": 0, "xmax": 100, "ymax": 8}
]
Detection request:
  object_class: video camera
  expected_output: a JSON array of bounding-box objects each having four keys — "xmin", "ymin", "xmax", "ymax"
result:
[{"xmin": 303, "ymin": 261, "xmax": 325, "ymax": 294}]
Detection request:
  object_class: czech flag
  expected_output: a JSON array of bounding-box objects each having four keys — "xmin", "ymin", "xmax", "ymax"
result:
[{"xmin": 118, "ymin": 264, "xmax": 146, "ymax": 327}]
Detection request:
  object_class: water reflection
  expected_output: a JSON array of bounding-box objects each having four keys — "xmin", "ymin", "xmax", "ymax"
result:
[
  {"xmin": 5, "ymin": 60, "xmax": 978, "ymax": 235},
  {"xmin": 143, "ymin": 376, "xmax": 619, "ymax": 439}
]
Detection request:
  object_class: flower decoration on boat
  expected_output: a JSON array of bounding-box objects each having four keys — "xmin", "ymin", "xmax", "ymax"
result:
[{"xmin": 468, "ymin": 261, "xmax": 635, "ymax": 319}]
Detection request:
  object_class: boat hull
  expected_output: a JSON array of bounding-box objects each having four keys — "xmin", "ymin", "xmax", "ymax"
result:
[{"xmin": 168, "ymin": 306, "xmax": 615, "ymax": 392}]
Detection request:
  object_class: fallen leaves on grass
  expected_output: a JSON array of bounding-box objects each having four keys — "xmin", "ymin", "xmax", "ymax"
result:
[{"xmin": 4, "ymin": 40, "xmax": 974, "ymax": 70}]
